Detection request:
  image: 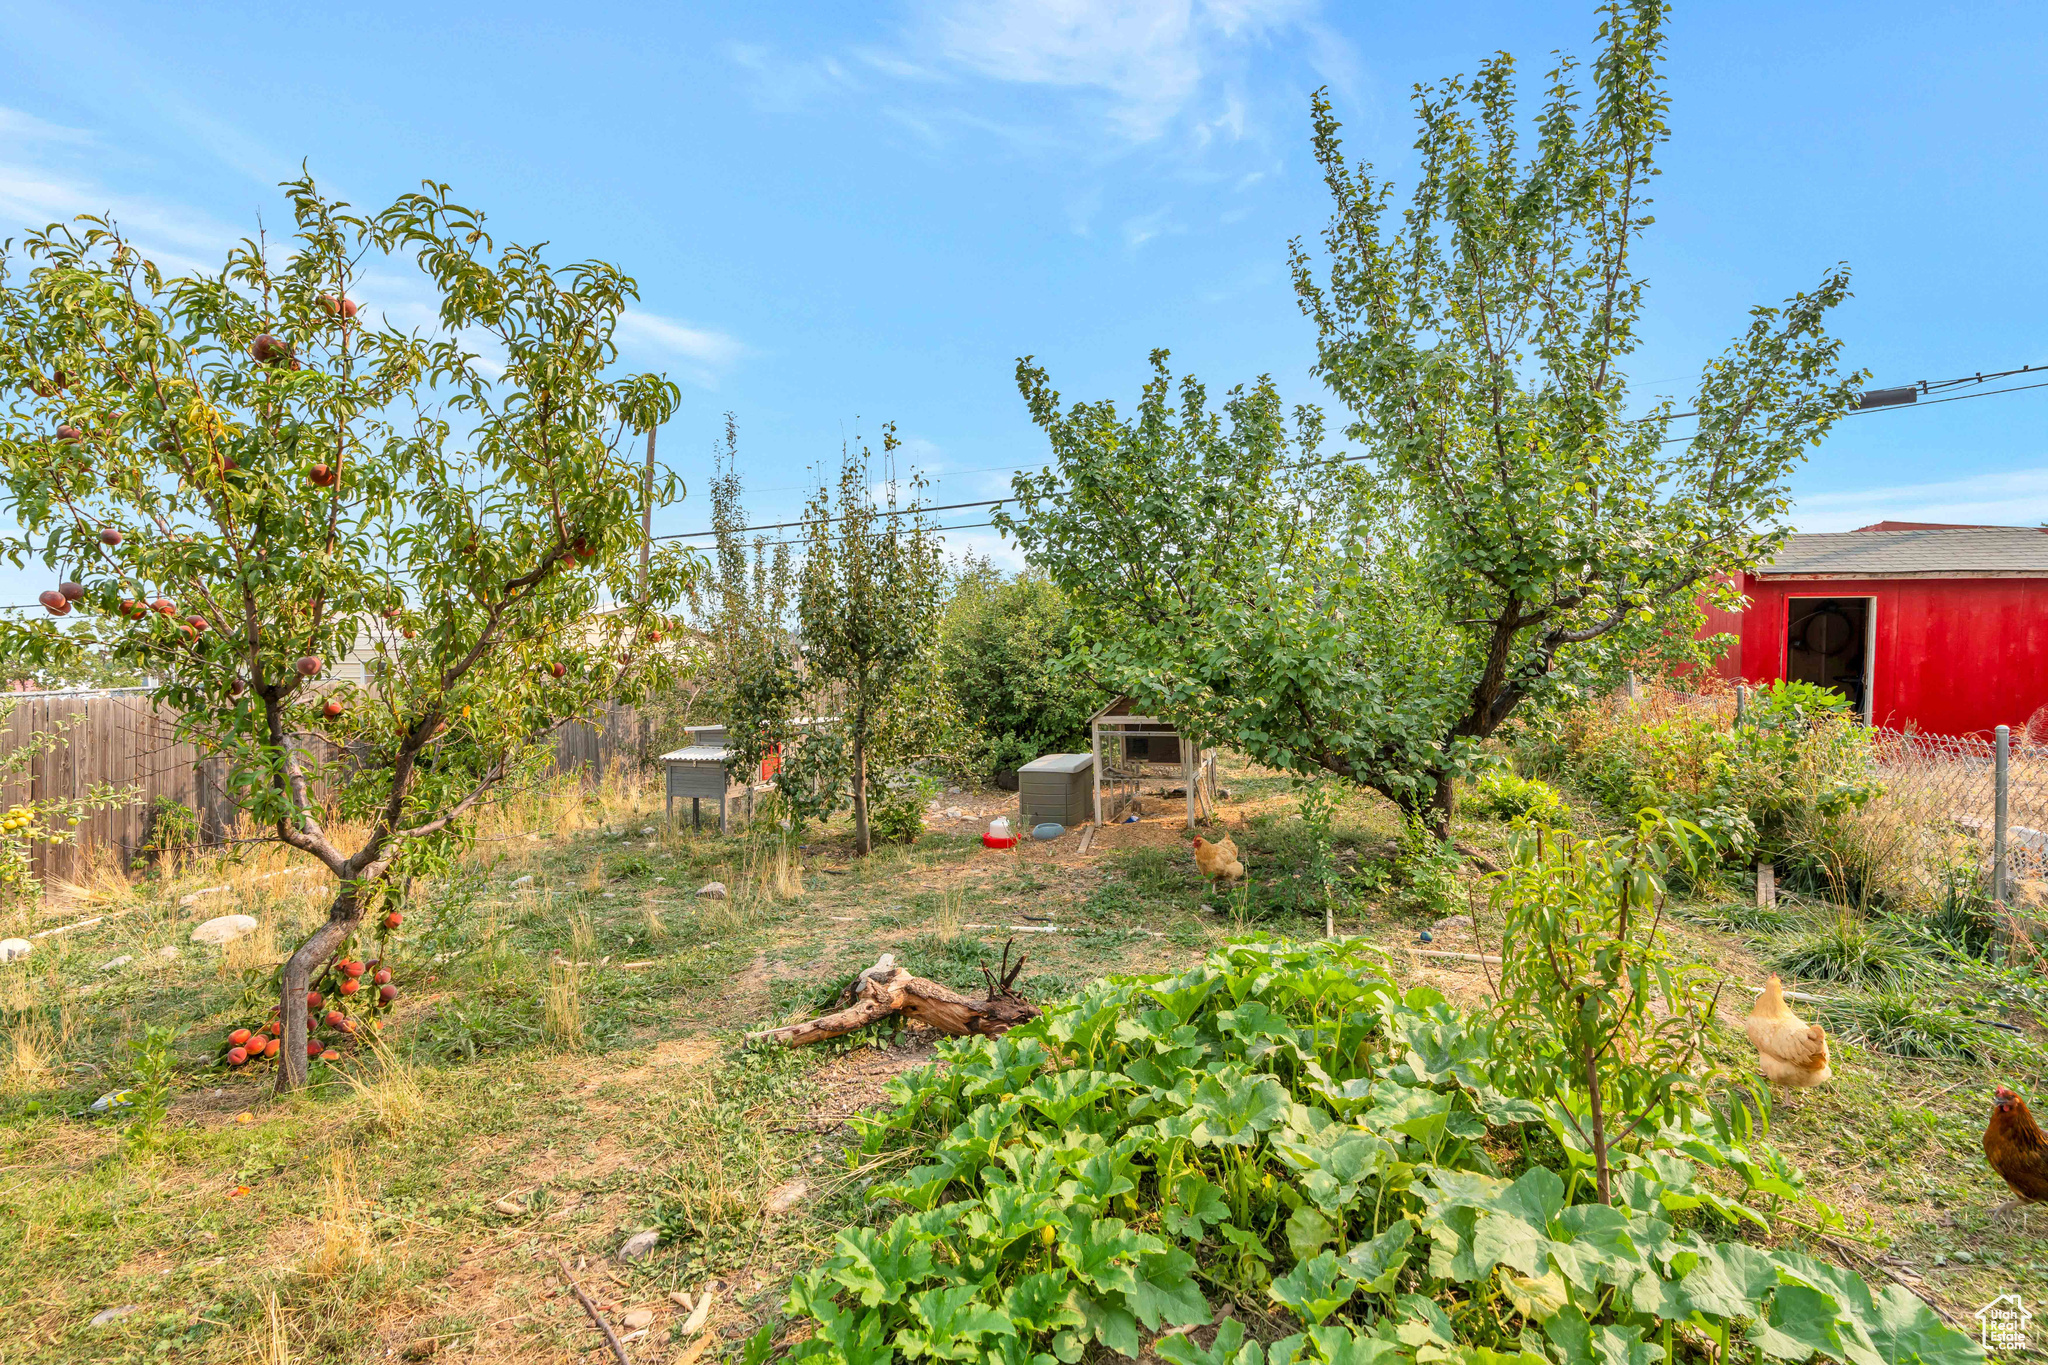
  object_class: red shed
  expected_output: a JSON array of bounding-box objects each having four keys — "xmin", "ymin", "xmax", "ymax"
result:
[{"xmin": 1702, "ymin": 523, "xmax": 2048, "ymax": 738}]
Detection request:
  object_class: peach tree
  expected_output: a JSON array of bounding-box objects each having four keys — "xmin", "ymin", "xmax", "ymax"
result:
[{"xmin": 0, "ymin": 176, "xmax": 698, "ymax": 1090}]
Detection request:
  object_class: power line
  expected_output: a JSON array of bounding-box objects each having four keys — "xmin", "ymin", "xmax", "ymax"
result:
[{"xmin": 656, "ymin": 361, "xmax": 2048, "ymax": 542}]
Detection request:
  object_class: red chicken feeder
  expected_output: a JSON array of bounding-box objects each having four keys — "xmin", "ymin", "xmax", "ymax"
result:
[{"xmin": 982, "ymin": 833, "xmax": 1018, "ymax": 850}]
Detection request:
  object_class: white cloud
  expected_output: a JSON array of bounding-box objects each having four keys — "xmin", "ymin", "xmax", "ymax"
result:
[
  {"xmin": 900, "ymin": 0, "xmax": 1334, "ymax": 145},
  {"xmin": 1793, "ymin": 466, "xmax": 2048, "ymax": 532},
  {"xmin": 614, "ymin": 310, "xmax": 748, "ymax": 389},
  {"xmin": 727, "ymin": 42, "xmax": 864, "ymax": 112},
  {"xmin": 1122, "ymin": 206, "xmax": 1182, "ymax": 248},
  {"xmin": 0, "ymin": 162, "xmax": 239, "ymax": 275},
  {"xmin": 0, "ymin": 107, "xmax": 94, "ymax": 145}
]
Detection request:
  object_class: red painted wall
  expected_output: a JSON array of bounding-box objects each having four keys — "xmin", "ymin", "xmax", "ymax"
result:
[{"xmin": 1716, "ymin": 574, "xmax": 2048, "ymax": 737}]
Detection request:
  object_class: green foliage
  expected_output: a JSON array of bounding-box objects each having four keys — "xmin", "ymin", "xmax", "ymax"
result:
[
  {"xmin": 121, "ymin": 1024, "xmax": 178, "ymax": 1156},
  {"xmin": 728, "ymin": 427, "xmax": 952, "ymax": 855},
  {"xmin": 133, "ymin": 793, "xmax": 200, "ymax": 871},
  {"xmin": 1817, "ymin": 986, "xmax": 2002, "ymax": 1063},
  {"xmin": 1558, "ymin": 681, "xmax": 1880, "ymax": 876},
  {"xmin": 1487, "ymin": 814, "xmax": 1724, "ymax": 1204},
  {"xmin": 0, "ymin": 174, "xmax": 701, "ymax": 1087},
  {"xmin": 870, "ymin": 775, "xmax": 935, "ymax": 846},
  {"xmin": 1769, "ymin": 911, "xmax": 1924, "ymax": 987},
  {"xmin": 1466, "ymin": 772, "xmax": 1568, "ymax": 827},
  {"xmin": 779, "ymin": 937, "xmax": 1971, "ymax": 1365},
  {"xmin": 660, "ymin": 414, "xmax": 797, "ymax": 750},
  {"xmin": 1002, "ymin": 6, "xmax": 1858, "ymax": 838},
  {"xmin": 940, "ymin": 562, "xmax": 1107, "ymax": 781}
]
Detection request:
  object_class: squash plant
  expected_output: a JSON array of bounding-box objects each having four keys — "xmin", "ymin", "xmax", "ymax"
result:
[
  {"xmin": 783, "ymin": 939, "xmax": 1976, "ymax": 1364},
  {"xmin": 0, "ymin": 176, "xmax": 699, "ymax": 1090}
]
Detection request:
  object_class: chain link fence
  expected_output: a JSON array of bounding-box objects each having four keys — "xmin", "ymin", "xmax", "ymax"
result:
[
  {"xmin": 1654, "ymin": 678, "xmax": 2048, "ymax": 919},
  {"xmin": 1868, "ymin": 726, "xmax": 2047, "ymax": 901}
]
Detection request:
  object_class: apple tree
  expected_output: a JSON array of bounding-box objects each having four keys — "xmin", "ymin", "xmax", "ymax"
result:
[
  {"xmin": 0, "ymin": 176, "xmax": 700, "ymax": 1090},
  {"xmin": 1002, "ymin": 2, "xmax": 1860, "ymax": 836}
]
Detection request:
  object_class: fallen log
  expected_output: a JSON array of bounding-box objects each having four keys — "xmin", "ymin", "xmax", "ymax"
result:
[{"xmin": 747, "ymin": 942, "xmax": 1039, "ymax": 1047}]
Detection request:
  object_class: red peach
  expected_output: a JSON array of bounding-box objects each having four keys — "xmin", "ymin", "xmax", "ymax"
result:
[{"xmin": 227, "ymin": 1046, "xmax": 249, "ymax": 1066}]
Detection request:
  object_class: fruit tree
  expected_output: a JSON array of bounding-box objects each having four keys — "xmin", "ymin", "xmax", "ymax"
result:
[{"xmin": 0, "ymin": 176, "xmax": 699, "ymax": 1090}]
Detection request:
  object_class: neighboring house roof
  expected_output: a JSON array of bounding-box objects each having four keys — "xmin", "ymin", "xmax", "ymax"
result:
[{"xmin": 1757, "ymin": 526, "xmax": 2048, "ymax": 579}]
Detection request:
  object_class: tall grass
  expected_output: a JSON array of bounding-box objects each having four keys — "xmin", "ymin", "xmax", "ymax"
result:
[
  {"xmin": 341, "ymin": 1031, "xmax": 426, "ymax": 1135},
  {"xmin": 1769, "ymin": 909, "xmax": 1924, "ymax": 985},
  {"xmin": 542, "ymin": 961, "xmax": 584, "ymax": 1050},
  {"xmin": 306, "ymin": 1148, "xmax": 375, "ymax": 1278}
]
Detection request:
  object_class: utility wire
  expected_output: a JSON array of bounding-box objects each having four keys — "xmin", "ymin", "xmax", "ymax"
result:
[
  {"xmin": 5, "ymin": 362, "xmax": 2040, "ymax": 593},
  {"xmin": 654, "ymin": 362, "xmax": 2048, "ymax": 542}
]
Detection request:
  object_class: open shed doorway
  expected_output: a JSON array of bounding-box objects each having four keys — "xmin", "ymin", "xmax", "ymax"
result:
[{"xmin": 1785, "ymin": 597, "xmax": 1872, "ymax": 719}]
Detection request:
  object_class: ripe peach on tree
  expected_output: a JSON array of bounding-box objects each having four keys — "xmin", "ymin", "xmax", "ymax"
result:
[{"xmin": 0, "ymin": 175, "xmax": 702, "ymax": 1092}]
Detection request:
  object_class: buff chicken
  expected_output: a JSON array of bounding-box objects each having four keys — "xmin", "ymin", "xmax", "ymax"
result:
[
  {"xmin": 1744, "ymin": 974, "xmax": 1831, "ymax": 1087},
  {"xmin": 1191, "ymin": 834, "xmax": 1244, "ymax": 886},
  {"xmin": 1984, "ymin": 1086, "xmax": 2048, "ymax": 1215}
]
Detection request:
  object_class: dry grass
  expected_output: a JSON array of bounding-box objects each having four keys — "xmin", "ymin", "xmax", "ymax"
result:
[
  {"xmin": 643, "ymin": 902, "xmax": 671, "ymax": 942},
  {"xmin": 340, "ymin": 1031, "xmax": 426, "ymax": 1135},
  {"xmin": 542, "ymin": 961, "xmax": 583, "ymax": 1049},
  {"xmin": 306, "ymin": 1148, "xmax": 376, "ymax": 1279},
  {"xmin": 45, "ymin": 842, "xmax": 140, "ymax": 915},
  {"xmin": 933, "ymin": 885, "xmax": 965, "ymax": 941}
]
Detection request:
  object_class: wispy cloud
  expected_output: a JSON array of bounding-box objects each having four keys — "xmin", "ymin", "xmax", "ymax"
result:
[
  {"xmin": 727, "ymin": 42, "xmax": 864, "ymax": 113},
  {"xmin": 1794, "ymin": 466, "xmax": 2048, "ymax": 532},
  {"xmin": 0, "ymin": 160, "xmax": 239, "ymax": 275},
  {"xmin": 614, "ymin": 310, "xmax": 749, "ymax": 389},
  {"xmin": 1122, "ymin": 206, "xmax": 1183, "ymax": 248},
  {"xmin": 921, "ymin": 0, "xmax": 1317, "ymax": 144},
  {"xmin": 0, "ymin": 108, "xmax": 94, "ymax": 145}
]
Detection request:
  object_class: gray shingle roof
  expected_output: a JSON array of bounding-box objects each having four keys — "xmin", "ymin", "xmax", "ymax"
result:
[{"xmin": 1759, "ymin": 527, "xmax": 2048, "ymax": 577}]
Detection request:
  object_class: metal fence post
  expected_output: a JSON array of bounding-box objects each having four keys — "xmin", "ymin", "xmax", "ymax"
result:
[
  {"xmin": 1626, "ymin": 671, "xmax": 1638, "ymax": 702},
  {"xmin": 1995, "ymin": 724, "xmax": 2011, "ymax": 910},
  {"xmin": 1735, "ymin": 683, "xmax": 1746, "ymax": 726}
]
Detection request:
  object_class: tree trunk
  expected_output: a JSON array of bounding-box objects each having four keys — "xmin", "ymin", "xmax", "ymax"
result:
[
  {"xmin": 851, "ymin": 728, "xmax": 870, "ymax": 857},
  {"xmin": 1428, "ymin": 769, "xmax": 1456, "ymax": 840},
  {"xmin": 274, "ymin": 887, "xmax": 365, "ymax": 1094}
]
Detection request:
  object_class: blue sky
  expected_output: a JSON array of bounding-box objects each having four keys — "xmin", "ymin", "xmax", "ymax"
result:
[{"xmin": 3, "ymin": 0, "xmax": 2045, "ymax": 602}]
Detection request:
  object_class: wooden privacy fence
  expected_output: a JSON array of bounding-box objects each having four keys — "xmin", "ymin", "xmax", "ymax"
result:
[{"xmin": 2, "ymin": 688, "xmax": 645, "ymax": 885}]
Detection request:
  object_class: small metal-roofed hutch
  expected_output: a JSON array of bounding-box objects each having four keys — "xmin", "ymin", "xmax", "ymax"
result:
[
  {"xmin": 660, "ymin": 725, "xmax": 743, "ymax": 833},
  {"xmin": 1087, "ymin": 696, "xmax": 1218, "ymax": 828}
]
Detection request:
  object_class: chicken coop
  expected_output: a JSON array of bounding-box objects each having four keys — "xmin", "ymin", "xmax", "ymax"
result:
[{"xmin": 1087, "ymin": 696, "xmax": 1218, "ymax": 829}]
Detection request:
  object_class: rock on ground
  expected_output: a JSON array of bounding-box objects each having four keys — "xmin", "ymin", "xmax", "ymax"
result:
[
  {"xmin": 0, "ymin": 938, "xmax": 31, "ymax": 962},
  {"xmin": 618, "ymin": 1229, "xmax": 661, "ymax": 1262},
  {"xmin": 190, "ymin": 914, "xmax": 258, "ymax": 946},
  {"xmin": 696, "ymin": 882, "xmax": 728, "ymax": 900}
]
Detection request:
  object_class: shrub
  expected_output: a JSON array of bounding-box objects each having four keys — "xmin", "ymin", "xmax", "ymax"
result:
[
  {"xmin": 780, "ymin": 937, "xmax": 1971, "ymax": 1365},
  {"xmin": 938, "ymin": 564, "xmax": 1108, "ymax": 782},
  {"xmin": 869, "ymin": 775, "xmax": 935, "ymax": 845},
  {"xmin": 1549, "ymin": 681, "xmax": 1886, "ymax": 894},
  {"xmin": 1466, "ymin": 770, "xmax": 1567, "ymax": 825}
]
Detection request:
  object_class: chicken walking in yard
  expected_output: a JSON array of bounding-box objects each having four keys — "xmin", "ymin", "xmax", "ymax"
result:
[
  {"xmin": 1191, "ymin": 833, "xmax": 1244, "ymax": 887},
  {"xmin": 1744, "ymin": 974, "xmax": 1832, "ymax": 1088},
  {"xmin": 1983, "ymin": 1086, "xmax": 2048, "ymax": 1221}
]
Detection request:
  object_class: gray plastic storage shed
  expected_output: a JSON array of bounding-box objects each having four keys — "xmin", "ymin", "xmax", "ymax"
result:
[{"xmin": 1018, "ymin": 753, "xmax": 1095, "ymax": 828}]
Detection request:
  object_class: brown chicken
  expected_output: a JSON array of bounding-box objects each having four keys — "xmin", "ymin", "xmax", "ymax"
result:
[
  {"xmin": 1744, "ymin": 974, "xmax": 1832, "ymax": 1087},
  {"xmin": 1191, "ymin": 834, "xmax": 1244, "ymax": 885},
  {"xmin": 1984, "ymin": 1086, "xmax": 2048, "ymax": 1213}
]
